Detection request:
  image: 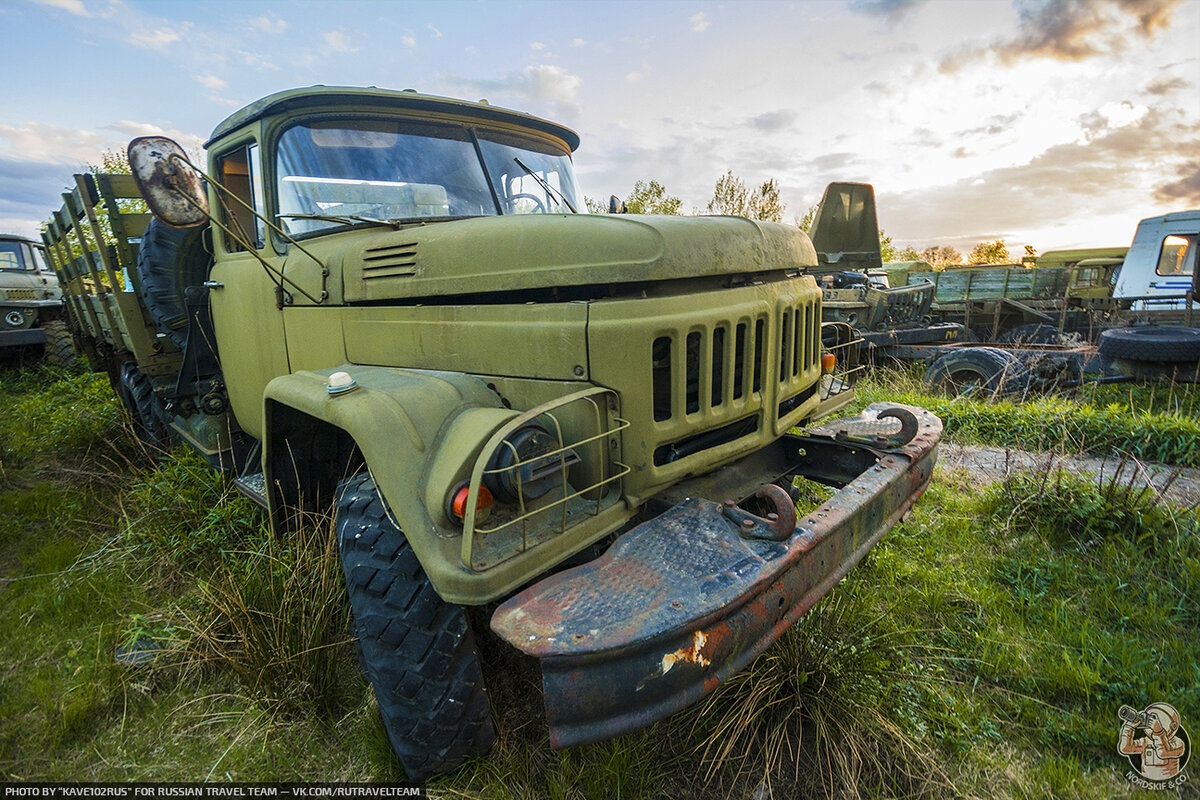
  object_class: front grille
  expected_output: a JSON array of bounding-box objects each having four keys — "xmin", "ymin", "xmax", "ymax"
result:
[
  {"xmin": 652, "ymin": 317, "xmax": 768, "ymax": 423},
  {"xmin": 361, "ymin": 241, "xmax": 419, "ymax": 279}
]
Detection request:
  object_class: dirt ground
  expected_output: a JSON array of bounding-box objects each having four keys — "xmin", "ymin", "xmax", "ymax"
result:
[{"xmin": 937, "ymin": 442, "xmax": 1200, "ymax": 507}]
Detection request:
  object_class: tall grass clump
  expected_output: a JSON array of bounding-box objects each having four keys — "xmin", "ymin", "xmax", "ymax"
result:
[
  {"xmin": 684, "ymin": 584, "xmax": 953, "ymax": 798},
  {"xmin": 171, "ymin": 514, "xmax": 356, "ymax": 714}
]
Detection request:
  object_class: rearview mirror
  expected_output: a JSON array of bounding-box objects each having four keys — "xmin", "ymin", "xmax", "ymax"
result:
[{"xmin": 127, "ymin": 136, "xmax": 209, "ymax": 228}]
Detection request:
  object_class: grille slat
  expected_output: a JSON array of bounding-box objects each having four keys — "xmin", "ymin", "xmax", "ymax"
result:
[{"xmin": 361, "ymin": 241, "xmax": 419, "ymax": 280}]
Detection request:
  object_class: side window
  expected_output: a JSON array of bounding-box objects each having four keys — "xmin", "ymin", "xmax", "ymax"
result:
[
  {"xmin": 217, "ymin": 144, "xmax": 265, "ymax": 251},
  {"xmin": 1156, "ymin": 234, "xmax": 1196, "ymax": 277}
]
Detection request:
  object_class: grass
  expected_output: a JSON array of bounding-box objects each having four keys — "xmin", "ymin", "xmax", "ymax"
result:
[
  {"xmin": 854, "ymin": 366, "xmax": 1200, "ymax": 466},
  {"xmin": 1, "ymin": 363, "xmax": 1197, "ymax": 797}
]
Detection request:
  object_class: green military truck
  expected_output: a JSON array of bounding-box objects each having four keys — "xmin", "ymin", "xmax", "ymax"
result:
[
  {"xmin": 43, "ymin": 86, "xmax": 941, "ymax": 779},
  {"xmin": 0, "ymin": 233, "xmax": 73, "ymax": 364}
]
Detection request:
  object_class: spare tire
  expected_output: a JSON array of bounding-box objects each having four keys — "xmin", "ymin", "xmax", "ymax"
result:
[
  {"xmin": 925, "ymin": 347, "xmax": 1030, "ymax": 396},
  {"xmin": 135, "ymin": 218, "xmax": 212, "ymax": 351},
  {"xmin": 1097, "ymin": 326, "xmax": 1200, "ymax": 363}
]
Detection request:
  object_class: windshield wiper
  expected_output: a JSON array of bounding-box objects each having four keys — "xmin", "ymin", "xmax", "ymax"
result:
[
  {"xmin": 277, "ymin": 212, "xmax": 402, "ymax": 230},
  {"xmin": 513, "ymin": 157, "xmax": 577, "ymax": 213}
]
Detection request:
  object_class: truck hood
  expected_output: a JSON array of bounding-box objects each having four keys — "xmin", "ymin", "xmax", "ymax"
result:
[{"xmin": 321, "ymin": 214, "xmax": 817, "ymax": 303}]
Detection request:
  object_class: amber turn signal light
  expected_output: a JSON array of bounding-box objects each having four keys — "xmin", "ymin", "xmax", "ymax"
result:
[{"xmin": 448, "ymin": 482, "xmax": 494, "ymax": 525}]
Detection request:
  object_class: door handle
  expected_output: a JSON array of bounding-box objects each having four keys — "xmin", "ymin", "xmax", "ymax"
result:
[{"xmin": 203, "ymin": 280, "xmax": 224, "ymax": 289}]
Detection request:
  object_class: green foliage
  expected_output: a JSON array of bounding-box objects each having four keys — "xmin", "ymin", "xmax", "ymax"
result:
[
  {"xmin": 968, "ymin": 239, "xmax": 1012, "ymax": 265},
  {"xmin": 0, "ymin": 366, "xmax": 124, "ymax": 471},
  {"xmin": 856, "ymin": 370, "xmax": 1200, "ymax": 466},
  {"xmin": 921, "ymin": 245, "xmax": 963, "ymax": 269},
  {"xmin": 795, "ymin": 203, "xmax": 819, "ymax": 233},
  {"xmin": 896, "ymin": 244, "xmax": 922, "ymax": 262},
  {"xmin": 624, "ymin": 180, "xmax": 682, "ymax": 215},
  {"xmin": 707, "ymin": 170, "xmax": 786, "ymax": 221}
]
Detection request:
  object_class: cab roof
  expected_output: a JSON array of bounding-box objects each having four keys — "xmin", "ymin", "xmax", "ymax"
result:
[{"xmin": 206, "ymin": 85, "xmax": 581, "ymax": 152}]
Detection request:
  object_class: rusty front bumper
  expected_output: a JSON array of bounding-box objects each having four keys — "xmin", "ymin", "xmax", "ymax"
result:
[{"xmin": 490, "ymin": 402, "xmax": 941, "ymax": 748}]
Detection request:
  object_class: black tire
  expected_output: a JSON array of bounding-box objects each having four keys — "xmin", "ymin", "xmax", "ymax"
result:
[
  {"xmin": 136, "ymin": 218, "xmax": 212, "ymax": 351},
  {"xmin": 120, "ymin": 363, "xmax": 171, "ymax": 452},
  {"xmin": 41, "ymin": 320, "xmax": 77, "ymax": 367},
  {"xmin": 335, "ymin": 473, "xmax": 495, "ymax": 780},
  {"xmin": 925, "ymin": 347, "xmax": 1030, "ymax": 396},
  {"xmin": 1097, "ymin": 326, "xmax": 1200, "ymax": 363},
  {"xmin": 997, "ymin": 323, "xmax": 1063, "ymax": 346}
]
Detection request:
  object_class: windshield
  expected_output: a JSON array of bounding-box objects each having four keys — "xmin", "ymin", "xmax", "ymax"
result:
[
  {"xmin": 275, "ymin": 119, "xmax": 583, "ymax": 235},
  {"xmin": 0, "ymin": 240, "xmax": 29, "ymax": 271}
]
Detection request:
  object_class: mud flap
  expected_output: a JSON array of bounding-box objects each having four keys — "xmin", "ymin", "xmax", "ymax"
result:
[{"xmin": 491, "ymin": 403, "xmax": 941, "ymax": 748}]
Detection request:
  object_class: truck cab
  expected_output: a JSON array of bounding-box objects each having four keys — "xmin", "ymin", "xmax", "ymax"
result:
[{"xmin": 1113, "ymin": 210, "xmax": 1200, "ymax": 312}]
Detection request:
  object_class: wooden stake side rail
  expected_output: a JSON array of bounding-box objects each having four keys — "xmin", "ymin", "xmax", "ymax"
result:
[{"xmin": 40, "ymin": 173, "xmax": 182, "ymax": 373}]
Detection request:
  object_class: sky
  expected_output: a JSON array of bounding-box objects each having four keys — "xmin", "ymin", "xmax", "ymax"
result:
[{"xmin": 3, "ymin": 0, "xmax": 1199, "ymax": 256}]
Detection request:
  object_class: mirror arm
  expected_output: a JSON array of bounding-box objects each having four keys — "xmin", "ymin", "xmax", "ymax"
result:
[{"xmin": 168, "ymin": 153, "xmax": 330, "ymax": 304}]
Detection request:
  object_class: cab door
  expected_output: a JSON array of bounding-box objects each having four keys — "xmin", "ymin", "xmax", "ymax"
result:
[{"xmin": 206, "ymin": 141, "xmax": 290, "ymax": 440}]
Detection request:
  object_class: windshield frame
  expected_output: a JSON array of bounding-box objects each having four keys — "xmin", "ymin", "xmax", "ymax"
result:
[{"xmin": 266, "ymin": 111, "xmax": 582, "ymax": 242}]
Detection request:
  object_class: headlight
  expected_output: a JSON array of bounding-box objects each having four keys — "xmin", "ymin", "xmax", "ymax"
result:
[{"xmin": 484, "ymin": 422, "xmax": 580, "ymax": 504}]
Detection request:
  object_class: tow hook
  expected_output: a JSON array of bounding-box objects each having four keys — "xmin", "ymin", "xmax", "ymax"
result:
[
  {"xmin": 834, "ymin": 407, "xmax": 919, "ymax": 450},
  {"xmin": 722, "ymin": 483, "xmax": 798, "ymax": 541}
]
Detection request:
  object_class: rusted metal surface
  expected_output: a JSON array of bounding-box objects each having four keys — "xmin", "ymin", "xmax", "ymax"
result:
[
  {"xmin": 490, "ymin": 402, "xmax": 941, "ymax": 748},
  {"xmin": 127, "ymin": 136, "xmax": 209, "ymax": 228}
]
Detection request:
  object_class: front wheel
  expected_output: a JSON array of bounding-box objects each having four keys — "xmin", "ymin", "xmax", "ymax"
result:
[{"xmin": 335, "ymin": 473, "xmax": 495, "ymax": 780}]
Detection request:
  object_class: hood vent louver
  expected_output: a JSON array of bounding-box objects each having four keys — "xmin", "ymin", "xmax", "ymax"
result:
[{"xmin": 361, "ymin": 241, "xmax": 419, "ymax": 280}]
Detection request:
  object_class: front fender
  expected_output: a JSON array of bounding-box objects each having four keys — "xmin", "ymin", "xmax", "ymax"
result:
[{"xmin": 263, "ymin": 365, "xmax": 503, "ymax": 597}]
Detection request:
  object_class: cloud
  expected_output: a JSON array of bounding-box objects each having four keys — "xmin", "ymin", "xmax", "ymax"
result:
[
  {"xmin": 443, "ymin": 64, "xmax": 583, "ymax": 120},
  {"xmin": 0, "ymin": 157, "xmax": 83, "ymax": 239},
  {"xmin": 209, "ymin": 96, "xmax": 242, "ymax": 108},
  {"xmin": 749, "ymin": 110, "xmax": 797, "ymax": 133},
  {"xmin": 0, "ymin": 122, "xmax": 108, "ymax": 164},
  {"xmin": 572, "ymin": 38, "xmax": 586, "ymax": 47},
  {"xmin": 1146, "ymin": 75, "xmax": 1191, "ymax": 95},
  {"xmin": 530, "ymin": 41, "xmax": 547, "ymax": 51},
  {"xmin": 1155, "ymin": 161, "xmax": 1200, "ymax": 205},
  {"xmin": 877, "ymin": 105, "xmax": 1200, "ymax": 245},
  {"xmin": 32, "ymin": 0, "xmax": 91, "ymax": 16},
  {"xmin": 323, "ymin": 29, "xmax": 358, "ymax": 53},
  {"xmin": 248, "ymin": 13, "xmax": 287, "ymax": 34},
  {"xmin": 941, "ymin": 0, "xmax": 1184, "ymax": 70},
  {"xmin": 426, "ymin": 23, "xmax": 442, "ymax": 38},
  {"xmin": 690, "ymin": 12, "xmax": 709, "ymax": 32},
  {"xmin": 402, "ymin": 35, "xmax": 416, "ymax": 47},
  {"xmin": 128, "ymin": 24, "xmax": 187, "ymax": 50},
  {"xmin": 194, "ymin": 74, "xmax": 227, "ymax": 91},
  {"xmin": 848, "ymin": 0, "xmax": 926, "ymax": 20}
]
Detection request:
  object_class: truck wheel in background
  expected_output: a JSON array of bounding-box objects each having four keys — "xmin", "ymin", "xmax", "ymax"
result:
[
  {"xmin": 335, "ymin": 473, "xmax": 496, "ymax": 780},
  {"xmin": 925, "ymin": 347, "xmax": 1030, "ymax": 396},
  {"xmin": 40, "ymin": 321, "xmax": 77, "ymax": 367},
  {"xmin": 119, "ymin": 363, "xmax": 171, "ymax": 453},
  {"xmin": 136, "ymin": 218, "xmax": 212, "ymax": 351},
  {"xmin": 1097, "ymin": 326, "xmax": 1200, "ymax": 363}
]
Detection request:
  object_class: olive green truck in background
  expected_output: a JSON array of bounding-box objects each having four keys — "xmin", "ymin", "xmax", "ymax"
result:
[
  {"xmin": 42, "ymin": 86, "xmax": 940, "ymax": 779},
  {"xmin": 0, "ymin": 234, "xmax": 73, "ymax": 364}
]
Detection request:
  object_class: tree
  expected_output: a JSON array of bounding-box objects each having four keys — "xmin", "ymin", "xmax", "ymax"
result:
[
  {"xmin": 584, "ymin": 196, "xmax": 607, "ymax": 214},
  {"xmin": 748, "ymin": 178, "xmax": 785, "ymax": 223},
  {"xmin": 624, "ymin": 180, "xmax": 682, "ymax": 215},
  {"xmin": 896, "ymin": 245, "xmax": 922, "ymax": 262},
  {"xmin": 1021, "ymin": 244, "xmax": 1038, "ymax": 267},
  {"xmin": 795, "ymin": 203, "xmax": 819, "ymax": 233},
  {"xmin": 707, "ymin": 170, "xmax": 787, "ymax": 222},
  {"xmin": 967, "ymin": 239, "xmax": 1011, "ymax": 265},
  {"xmin": 921, "ymin": 246, "xmax": 962, "ymax": 269}
]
